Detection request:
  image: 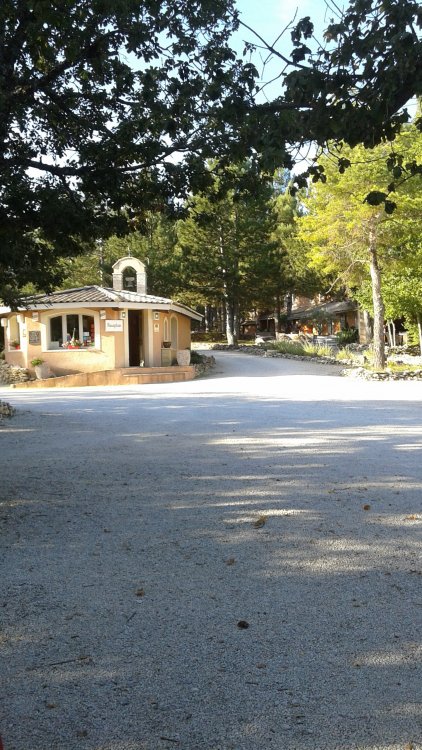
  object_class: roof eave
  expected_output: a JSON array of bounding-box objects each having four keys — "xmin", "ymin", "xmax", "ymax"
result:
[{"xmin": 0, "ymin": 300, "xmax": 203, "ymax": 321}]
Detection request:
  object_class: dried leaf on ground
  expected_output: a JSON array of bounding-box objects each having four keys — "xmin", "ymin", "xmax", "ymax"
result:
[
  {"xmin": 136, "ymin": 588, "xmax": 145, "ymax": 597},
  {"xmin": 253, "ymin": 515, "xmax": 267, "ymax": 528},
  {"xmin": 225, "ymin": 557, "xmax": 236, "ymax": 566}
]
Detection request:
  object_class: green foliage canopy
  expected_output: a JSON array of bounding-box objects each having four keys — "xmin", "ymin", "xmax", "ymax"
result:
[
  {"xmin": 1, "ymin": 0, "xmax": 421, "ymax": 307},
  {"xmin": 247, "ymin": 0, "xmax": 422, "ymax": 193},
  {"xmin": 176, "ymin": 163, "xmax": 278, "ymax": 343},
  {"xmin": 300, "ymin": 125, "xmax": 422, "ymax": 365},
  {"xmin": 0, "ymin": 0, "xmax": 256, "ymax": 305}
]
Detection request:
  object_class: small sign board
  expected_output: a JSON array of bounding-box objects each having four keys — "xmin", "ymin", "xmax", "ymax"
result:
[
  {"xmin": 105, "ymin": 319, "xmax": 123, "ymax": 332},
  {"xmin": 28, "ymin": 331, "xmax": 41, "ymax": 345}
]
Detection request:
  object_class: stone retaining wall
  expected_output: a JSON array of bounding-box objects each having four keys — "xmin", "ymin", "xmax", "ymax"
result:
[
  {"xmin": 193, "ymin": 354, "xmax": 216, "ymax": 377},
  {"xmin": 0, "ymin": 361, "xmax": 30, "ymax": 385}
]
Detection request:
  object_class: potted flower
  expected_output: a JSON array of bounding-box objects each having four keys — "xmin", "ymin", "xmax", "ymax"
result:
[
  {"xmin": 63, "ymin": 328, "xmax": 82, "ymax": 349},
  {"xmin": 63, "ymin": 337, "xmax": 82, "ymax": 349},
  {"xmin": 31, "ymin": 357, "xmax": 51, "ymax": 380},
  {"xmin": 68, "ymin": 338, "xmax": 82, "ymax": 349},
  {"xmin": 10, "ymin": 340, "xmax": 20, "ymax": 350}
]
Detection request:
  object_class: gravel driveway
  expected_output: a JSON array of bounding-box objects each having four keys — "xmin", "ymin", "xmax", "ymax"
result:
[{"xmin": 1, "ymin": 351, "xmax": 421, "ymax": 750}]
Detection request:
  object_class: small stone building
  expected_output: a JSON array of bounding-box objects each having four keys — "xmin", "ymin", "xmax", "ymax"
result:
[{"xmin": 0, "ymin": 256, "xmax": 201, "ymax": 378}]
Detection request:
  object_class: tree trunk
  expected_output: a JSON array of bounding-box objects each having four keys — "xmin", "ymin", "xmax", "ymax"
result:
[
  {"xmin": 386, "ymin": 320, "xmax": 394, "ymax": 348},
  {"xmin": 285, "ymin": 291, "xmax": 293, "ymax": 333},
  {"xmin": 204, "ymin": 304, "xmax": 209, "ymax": 333},
  {"xmin": 233, "ymin": 304, "xmax": 240, "ymax": 341},
  {"xmin": 219, "ymin": 302, "xmax": 225, "ymax": 335},
  {"xmin": 210, "ymin": 306, "xmax": 216, "ymax": 333},
  {"xmin": 274, "ymin": 295, "xmax": 281, "ymax": 334},
  {"xmin": 369, "ymin": 229, "xmax": 385, "ymax": 370},
  {"xmin": 225, "ymin": 303, "xmax": 237, "ymax": 346},
  {"xmin": 361, "ymin": 309, "xmax": 372, "ymax": 344},
  {"xmin": 97, "ymin": 239, "xmax": 104, "ymax": 285},
  {"xmin": 417, "ymin": 313, "xmax": 422, "ymax": 355}
]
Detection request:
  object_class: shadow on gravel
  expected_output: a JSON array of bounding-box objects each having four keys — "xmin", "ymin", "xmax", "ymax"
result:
[{"xmin": 1, "ymin": 392, "xmax": 421, "ymax": 750}]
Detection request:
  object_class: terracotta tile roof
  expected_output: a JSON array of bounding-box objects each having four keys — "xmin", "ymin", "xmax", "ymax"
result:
[
  {"xmin": 288, "ymin": 300, "xmax": 358, "ymax": 320},
  {"xmin": 24, "ymin": 286, "xmax": 172, "ymax": 306},
  {"xmin": 0, "ymin": 285, "xmax": 202, "ymax": 320},
  {"xmin": 112, "ymin": 289, "xmax": 172, "ymax": 304}
]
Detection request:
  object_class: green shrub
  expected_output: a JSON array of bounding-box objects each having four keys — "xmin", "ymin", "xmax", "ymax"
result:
[
  {"xmin": 302, "ymin": 342, "xmax": 334, "ymax": 358},
  {"xmin": 191, "ymin": 331, "xmax": 225, "ymax": 342},
  {"xmin": 336, "ymin": 328, "xmax": 359, "ymax": 345},
  {"xmin": 266, "ymin": 339, "xmax": 335, "ymax": 358},
  {"xmin": 402, "ymin": 323, "xmax": 421, "ymax": 354},
  {"xmin": 189, "ymin": 350, "xmax": 204, "ymax": 364},
  {"xmin": 336, "ymin": 348, "xmax": 353, "ymax": 362},
  {"xmin": 266, "ymin": 340, "xmax": 306, "ymax": 356},
  {"xmin": 386, "ymin": 361, "xmax": 421, "ymax": 373},
  {"xmin": 30, "ymin": 357, "xmax": 45, "ymax": 367}
]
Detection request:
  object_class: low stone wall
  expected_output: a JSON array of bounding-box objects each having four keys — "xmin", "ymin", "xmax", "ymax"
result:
[
  {"xmin": 193, "ymin": 354, "xmax": 216, "ymax": 377},
  {"xmin": 0, "ymin": 361, "xmax": 30, "ymax": 385},
  {"xmin": 343, "ymin": 367, "xmax": 422, "ymax": 381}
]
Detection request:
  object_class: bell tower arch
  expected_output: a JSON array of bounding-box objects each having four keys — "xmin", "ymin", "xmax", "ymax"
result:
[{"xmin": 112, "ymin": 256, "xmax": 147, "ymax": 294}]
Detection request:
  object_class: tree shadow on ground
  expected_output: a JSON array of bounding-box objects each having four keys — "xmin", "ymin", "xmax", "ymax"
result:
[{"xmin": 1, "ymin": 392, "xmax": 421, "ymax": 750}]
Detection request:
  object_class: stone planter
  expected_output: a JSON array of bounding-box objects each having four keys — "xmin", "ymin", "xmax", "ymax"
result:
[
  {"xmin": 176, "ymin": 349, "xmax": 191, "ymax": 366},
  {"xmin": 34, "ymin": 363, "xmax": 51, "ymax": 380}
]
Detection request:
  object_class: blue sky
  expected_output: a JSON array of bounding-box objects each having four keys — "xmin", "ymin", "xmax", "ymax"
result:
[
  {"xmin": 233, "ymin": 1, "xmax": 418, "ymax": 115},
  {"xmin": 232, "ymin": 0, "xmax": 336, "ymax": 101},
  {"xmin": 233, "ymin": 0, "xmax": 334, "ymax": 54},
  {"xmin": 234, "ymin": 0, "xmax": 332, "ymax": 45}
]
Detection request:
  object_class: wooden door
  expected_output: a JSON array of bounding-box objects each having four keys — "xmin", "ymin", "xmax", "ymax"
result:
[{"xmin": 128, "ymin": 311, "xmax": 142, "ymax": 366}]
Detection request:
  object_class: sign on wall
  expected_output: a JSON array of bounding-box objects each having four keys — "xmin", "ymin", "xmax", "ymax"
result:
[
  {"xmin": 105, "ymin": 319, "xmax": 124, "ymax": 332},
  {"xmin": 28, "ymin": 331, "xmax": 41, "ymax": 345}
]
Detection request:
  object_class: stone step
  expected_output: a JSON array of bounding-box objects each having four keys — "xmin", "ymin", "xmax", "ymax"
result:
[
  {"xmin": 122, "ymin": 366, "xmax": 192, "ymax": 375},
  {"xmin": 123, "ymin": 371, "xmax": 193, "ymax": 384},
  {"xmin": 13, "ymin": 365, "xmax": 196, "ymax": 389}
]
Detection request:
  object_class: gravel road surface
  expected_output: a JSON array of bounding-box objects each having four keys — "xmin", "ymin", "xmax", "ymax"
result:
[{"xmin": 1, "ymin": 351, "xmax": 421, "ymax": 750}]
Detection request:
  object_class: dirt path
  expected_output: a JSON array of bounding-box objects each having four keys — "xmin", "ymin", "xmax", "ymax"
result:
[{"xmin": 1, "ymin": 353, "xmax": 421, "ymax": 750}]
